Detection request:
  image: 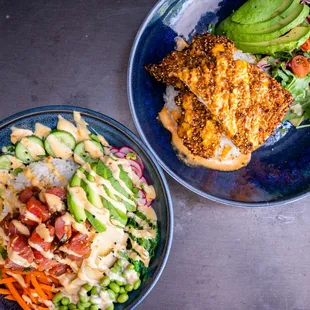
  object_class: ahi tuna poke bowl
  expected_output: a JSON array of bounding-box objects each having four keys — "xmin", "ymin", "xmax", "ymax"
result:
[{"xmin": 0, "ymin": 107, "xmax": 172, "ymax": 310}]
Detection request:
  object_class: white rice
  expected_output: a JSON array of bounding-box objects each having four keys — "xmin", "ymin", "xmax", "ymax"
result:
[{"xmin": 12, "ymin": 158, "xmax": 78, "ymax": 190}]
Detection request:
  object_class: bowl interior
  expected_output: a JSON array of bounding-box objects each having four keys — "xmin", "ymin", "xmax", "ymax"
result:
[
  {"xmin": 0, "ymin": 106, "xmax": 173, "ymax": 309},
  {"xmin": 128, "ymin": 0, "xmax": 310, "ymax": 206}
]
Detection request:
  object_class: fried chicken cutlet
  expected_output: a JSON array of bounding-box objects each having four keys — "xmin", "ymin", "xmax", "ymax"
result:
[{"xmin": 146, "ymin": 33, "xmax": 293, "ymax": 154}]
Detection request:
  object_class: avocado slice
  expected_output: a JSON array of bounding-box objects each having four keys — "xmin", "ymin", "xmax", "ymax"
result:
[
  {"xmin": 231, "ymin": 0, "xmax": 294, "ymax": 24},
  {"xmin": 221, "ymin": 4, "xmax": 309, "ymax": 43},
  {"xmin": 235, "ymin": 27, "xmax": 310, "ymax": 55},
  {"xmin": 217, "ymin": 0, "xmax": 300, "ymax": 36}
]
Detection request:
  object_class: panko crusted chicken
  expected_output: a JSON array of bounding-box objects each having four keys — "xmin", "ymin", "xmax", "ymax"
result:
[{"xmin": 146, "ymin": 33, "xmax": 293, "ymax": 154}]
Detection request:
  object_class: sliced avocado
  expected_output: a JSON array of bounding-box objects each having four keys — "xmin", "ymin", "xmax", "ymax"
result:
[
  {"xmin": 217, "ymin": 0, "xmax": 301, "ymax": 34},
  {"xmin": 231, "ymin": 0, "xmax": 294, "ymax": 24},
  {"xmin": 222, "ymin": 4, "xmax": 309, "ymax": 43},
  {"xmin": 67, "ymin": 191, "xmax": 87, "ymax": 223},
  {"xmin": 235, "ymin": 27, "xmax": 310, "ymax": 55}
]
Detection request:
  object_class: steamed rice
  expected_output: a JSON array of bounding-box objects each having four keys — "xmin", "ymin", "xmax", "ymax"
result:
[{"xmin": 12, "ymin": 158, "xmax": 77, "ymax": 190}]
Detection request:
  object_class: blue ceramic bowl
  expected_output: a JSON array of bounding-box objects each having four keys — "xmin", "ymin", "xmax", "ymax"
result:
[
  {"xmin": 128, "ymin": 0, "xmax": 310, "ymax": 207},
  {"xmin": 0, "ymin": 106, "xmax": 173, "ymax": 310}
]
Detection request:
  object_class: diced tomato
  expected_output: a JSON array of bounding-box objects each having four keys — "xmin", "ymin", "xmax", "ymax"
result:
[
  {"xmin": 48, "ymin": 264, "xmax": 68, "ymax": 276},
  {"xmin": 29, "ymin": 225, "xmax": 55, "ymax": 252},
  {"xmin": 33, "ymin": 249, "xmax": 58, "ymax": 271},
  {"xmin": 10, "ymin": 234, "xmax": 34, "ymax": 264},
  {"xmin": 62, "ymin": 233, "xmax": 90, "ymax": 259},
  {"xmin": 55, "ymin": 216, "xmax": 72, "ymax": 242},
  {"xmin": 301, "ymin": 38, "xmax": 310, "ymax": 52},
  {"xmin": 19, "ymin": 187, "xmax": 34, "ymax": 204},
  {"xmin": 46, "ymin": 187, "xmax": 67, "ymax": 200},
  {"xmin": 291, "ymin": 55, "xmax": 310, "ymax": 77},
  {"xmin": 22, "ymin": 197, "xmax": 50, "ymax": 224}
]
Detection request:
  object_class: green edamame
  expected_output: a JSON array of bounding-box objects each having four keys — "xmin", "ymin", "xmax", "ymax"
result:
[
  {"xmin": 107, "ymin": 289, "xmax": 116, "ymax": 299},
  {"xmin": 119, "ymin": 287, "xmax": 126, "ymax": 294},
  {"xmin": 59, "ymin": 306, "xmax": 68, "ymax": 310},
  {"xmin": 79, "ymin": 295, "xmax": 89, "ymax": 303},
  {"xmin": 69, "ymin": 303, "xmax": 77, "ymax": 310},
  {"xmin": 109, "ymin": 282, "xmax": 120, "ymax": 294},
  {"xmin": 116, "ymin": 280, "xmax": 124, "ymax": 286},
  {"xmin": 90, "ymin": 305, "xmax": 99, "ymax": 310},
  {"xmin": 82, "ymin": 284, "xmax": 93, "ymax": 292},
  {"xmin": 100, "ymin": 276, "xmax": 110, "ymax": 287},
  {"xmin": 125, "ymin": 284, "xmax": 133, "ymax": 292},
  {"xmin": 106, "ymin": 304, "xmax": 114, "ymax": 310},
  {"xmin": 52, "ymin": 292, "xmax": 63, "ymax": 304},
  {"xmin": 91, "ymin": 286, "xmax": 98, "ymax": 295},
  {"xmin": 133, "ymin": 279, "xmax": 141, "ymax": 290},
  {"xmin": 117, "ymin": 293, "xmax": 129, "ymax": 303},
  {"xmin": 126, "ymin": 264, "xmax": 134, "ymax": 271},
  {"xmin": 61, "ymin": 297, "xmax": 70, "ymax": 305}
]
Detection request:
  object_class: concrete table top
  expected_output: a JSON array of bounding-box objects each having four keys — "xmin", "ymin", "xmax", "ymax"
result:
[{"xmin": 0, "ymin": 1, "xmax": 309, "ymax": 309}]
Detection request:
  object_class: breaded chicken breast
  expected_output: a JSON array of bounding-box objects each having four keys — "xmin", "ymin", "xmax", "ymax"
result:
[{"xmin": 146, "ymin": 33, "xmax": 293, "ymax": 154}]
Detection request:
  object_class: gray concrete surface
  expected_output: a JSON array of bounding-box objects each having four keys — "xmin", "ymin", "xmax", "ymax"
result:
[{"xmin": 0, "ymin": 1, "xmax": 310, "ymax": 309}]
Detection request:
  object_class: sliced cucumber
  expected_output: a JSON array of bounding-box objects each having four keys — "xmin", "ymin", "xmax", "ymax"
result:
[
  {"xmin": 74, "ymin": 140, "xmax": 103, "ymax": 163},
  {"xmin": 0, "ymin": 155, "xmax": 11, "ymax": 170},
  {"xmin": 89, "ymin": 133, "xmax": 100, "ymax": 143},
  {"xmin": 44, "ymin": 130, "xmax": 76, "ymax": 157},
  {"xmin": 85, "ymin": 209, "xmax": 106, "ymax": 232},
  {"xmin": 15, "ymin": 136, "xmax": 45, "ymax": 163}
]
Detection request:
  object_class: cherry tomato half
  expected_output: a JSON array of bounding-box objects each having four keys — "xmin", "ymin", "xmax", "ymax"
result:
[
  {"xmin": 301, "ymin": 38, "xmax": 310, "ymax": 52},
  {"xmin": 291, "ymin": 55, "xmax": 310, "ymax": 78}
]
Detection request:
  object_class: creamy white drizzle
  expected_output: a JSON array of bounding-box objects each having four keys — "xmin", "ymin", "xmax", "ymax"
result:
[
  {"xmin": 45, "ymin": 193, "xmax": 65, "ymax": 212},
  {"xmin": 45, "ymin": 134, "xmax": 73, "ymax": 159},
  {"xmin": 34, "ymin": 123, "xmax": 51, "ymax": 139},
  {"xmin": 11, "ymin": 220, "xmax": 30, "ymax": 236},
  {"xmin": 10, "ymin": 127, "xmax": 33, "ymax": 144},
  {"xmin": 20, "ymin": 137, "xmax": 45, "ymax": 160}
]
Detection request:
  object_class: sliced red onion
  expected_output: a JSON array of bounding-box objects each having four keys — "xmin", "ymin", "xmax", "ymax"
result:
[
  {"xmin": 136, "ymin": 189, "xmax": 147, "ymax": 205},
  {"xmin": 134, "ymin": 155, "xmax": 144, "ymax": 171},
  {"xmin": 128, "ymin": 159, "xmax": 143, "ymax": 178},
  {"xmin": 119, "ymin": 146, "xmax": 135, "ymax": 155},
  {"xmin": 140, "ymin": 176, "xmax": 148, "ymax": 185},
  {"xmin": 114, "ymin": 151, "xmax": 126, "ymax": 158},
  {"xmin": 307, "ymin": 16, "xmax": 310, "ymax": 23},
  {"xmin": 110, "ymin": 147, "xmax": 119, "ymax": 154}
]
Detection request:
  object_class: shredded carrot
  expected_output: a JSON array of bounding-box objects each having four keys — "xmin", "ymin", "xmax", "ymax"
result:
[
  {"xmin": 30, "ymin": 276, "xmax": 48, "ymax": 300},
  {"xmin": 0, "ymin": 288, "xmax": 10, "ymax": 294},
  {"xmin": 4, "ymin": 281, "xmax": 31, "ymax": 310},
  {"xmin": 0, "ymin": 278, "xmax": 17, "ymax": 284},
  {"xmin": 0, "ymin": 266, "xmax": 60, "ymax": 309}
]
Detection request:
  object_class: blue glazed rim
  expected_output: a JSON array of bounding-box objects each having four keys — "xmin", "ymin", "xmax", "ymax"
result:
[
  {"xmin": 127, "ymin": 0, "xmax": 310, "ymax": 207},
  {"xmin": 0, "ymin": 105, "xmax": 174, "ymax": 310}
]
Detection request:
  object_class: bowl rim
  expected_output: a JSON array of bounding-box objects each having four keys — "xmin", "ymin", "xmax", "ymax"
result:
[
  {"xmin": 127, "ymin": 0, "xmax": 310, "ymax": 207},
  {"xmin": 0, "ymin": 105, "xmax": 174, "ymax": 309}
]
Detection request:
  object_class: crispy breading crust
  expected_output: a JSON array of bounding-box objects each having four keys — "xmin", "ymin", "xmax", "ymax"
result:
[
  {"xmin": 175, "ymin": 91, "xmax": 223, "ymax": 159},
  {"xmin": 146, "ymin": 33, "xmax": 293, "ymax": 154}
]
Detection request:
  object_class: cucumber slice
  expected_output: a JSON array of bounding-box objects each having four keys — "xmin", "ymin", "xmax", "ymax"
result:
[
  {"xmin": 74, "ymin": 140, "xmax": 103, "ymax": 163},
  {"xmin": 85, "ymin": 210, "xmax": 106, "ymax": 232},
  {"xmin": 15, "ymin": 136, "xmax": 45, "ymax": 163},
  {"xmin": 44, "ymin": 130, "xmax": 76, "ymax": 157},
  {"xmin": 0, "ymin": 155, "xmax": 11, "ymax": 170}
]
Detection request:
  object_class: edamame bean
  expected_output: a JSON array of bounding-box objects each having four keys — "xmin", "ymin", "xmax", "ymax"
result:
[
  {"xmin": 59, "ymin": 306, "xmax": 68, "ymax": 310},
  {"xmin": 61, "ymin": 297, "xmax": 70, "ymax": 305},
  {"xmin": 121, "ymin": 272, "xmax": 128, "ymax": 279},
  {"xmin": 116, "ymin": 280, "xmax": 124, "ymax": 286},
  {"xmin": 119, "ymin": 287, "xmax": 126, "ymax": 294},
  {"xmin": 100, "ymin": 276, "xmax": 110, "ymax": 287},
  {"xmin": 91, "ymin": 286, "xmax": 98, "ymax": 295},
  {"xmin": 81, "ymin": 302, "xmax": 91, "ymax": 308},
  {"xmin": 69, "ymin": 303, "xmax": 77, "ymax": 310},
  {"xmin": 126, "ymin": 264, "xmax": 134, "ymax": 271},
  {"xmin": 76, "ymin": 301, "xmax": 85, "ymax": 310},
  {"xmin": 82, "ymin": 284, "xmax": 93, "ymax": 292},
  {"xmin": 106, "ymin": 304, "xmax": 114, "ymax": 310},
  {"xmin": 117, "ymin": 293, "xmax": 129, "ymax": 303},
  {"xmin": 109, "ymin": 282, "xmax": 120, "ymax": 294},
  {"xmin": 125, "ymin": 284, "xmax": 133, "ymax": 292},
  {"xmin": 52, "ymin": 292, "xmax": 63, "ymax": 304},
  {"xmin": 133, "ymin": 279, "xmax": 141, "ymax": 290},
  {"xmin": 107, "ymin": 289, "xmax": 116, "ymax": 299},
  {"xmin": 90, "ymin": 306, "xmax": 99, "ymax": 310},
  {"xmin": 116, "ymin": 259, "xmax": 123, "ymax": 267},
  {"xmin": 110, "ymin": 267, "xmax": 118, "ymax": 274},
  {"xmin": 79, "ymin": 295, "xmax": 89, "ymax": 303}
]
